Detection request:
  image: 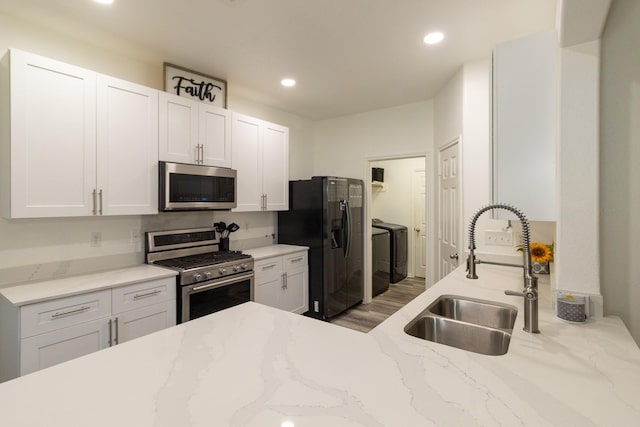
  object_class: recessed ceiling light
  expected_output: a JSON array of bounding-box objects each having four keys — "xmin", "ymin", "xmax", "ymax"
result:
[
  {"xmin": 93, "ymin": 0, "xmax": 114, "ymax": 5},
  {"xmin": 423, "ymin": 32, "xmax": 444, "ymax": 45},
  {"xmin": 281, "ymin": 78, "xmax": 296, "ymax": 87}
]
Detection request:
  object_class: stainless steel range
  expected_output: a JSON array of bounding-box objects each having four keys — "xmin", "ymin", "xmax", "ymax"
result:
[{"xmin": 146, "ymin": 227, "xmax": 254, "ymax": 323}]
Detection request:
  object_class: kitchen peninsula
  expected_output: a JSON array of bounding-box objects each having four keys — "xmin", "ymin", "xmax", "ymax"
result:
[{"xmin": 0, "ymin": 264, "xmax": 638, "ymax": 426}]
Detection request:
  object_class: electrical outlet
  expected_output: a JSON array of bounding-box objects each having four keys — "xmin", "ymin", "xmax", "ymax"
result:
[
  {"xmin": 485, "ymin": 230, "xmax": 515, "ymax": 246},
  {"xmin": 90, "ymin": 231, "xmax": 102, "ymax": 247},
  {"xmin": 129, "ymin": 229, "xmax": 140, "ymax": 245}
]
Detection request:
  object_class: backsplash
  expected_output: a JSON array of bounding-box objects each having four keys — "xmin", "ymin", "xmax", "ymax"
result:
[{"xmin": 0, "ymin": 211, "xmax": 277, "ymax": 288}]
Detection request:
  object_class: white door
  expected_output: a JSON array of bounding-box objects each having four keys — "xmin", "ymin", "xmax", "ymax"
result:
[
  {"xmin": 231, "ymin": 113, "xmax": 263, "ymax": 211},
  {"xmin": 262, "ymin": 122, "xmax": 289, "ymax": 211},
  {"xmin": 438, "ymin": 140, "xmax": 461, "ymax": 279},
  {"xmin": 413, "ymin": 170, "xmax": 427, "ymax": 278},
  {"xmin": 158, "ymin": 92, "xmax": 198, "ymax": 164},
  {"xmin": 9, "ymin": 49, "xmax": 96, "ymax": 218},
  {"xmin": 96, "ymin": 75, "xmax": 158, "ymax": 215},
  {"xmin": 200, "ymin": 103, "xmax": 232, "ymax": 167}
]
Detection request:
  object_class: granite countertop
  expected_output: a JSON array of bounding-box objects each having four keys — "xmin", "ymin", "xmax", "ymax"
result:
[
  {"xmin": 243, "ymin": 244, "xmax": 309, "ymax": 261},
  {"xmin": 0, "ymin": 265, "xmax": 177, "ymax": 306},
  {"xmin": 0, "ymin": 264, "xmax": 638, "ymax": 426}
]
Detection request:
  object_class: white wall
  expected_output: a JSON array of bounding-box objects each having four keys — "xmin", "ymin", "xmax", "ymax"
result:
[
  {"xmin": 0, "ymin": 11, "xmax": 313, "ymax": 286},
  {"xmin": 312, "ymin": 101, "xmax": 434, "ymax": 179},
  {"xmin": 434, "ymin": 61, "xmax": 497, "ymax": 258},
  {"xmin": 600, "ymin": 0, "xmax": 640, "ymax": 343},
  {"xmin": 556, "ymin": 40, "xmax": 602, "ymax": 309}
]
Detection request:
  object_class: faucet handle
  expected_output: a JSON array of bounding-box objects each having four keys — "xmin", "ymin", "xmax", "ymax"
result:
[{"xmin": 505, "ymin": 289, "xmax": 537, "ymax": 301}]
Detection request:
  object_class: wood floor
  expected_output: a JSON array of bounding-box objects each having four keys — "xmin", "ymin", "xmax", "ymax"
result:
[{"xmin": 329, "ymin": 277, "xmax": 426, "ymax": 333}]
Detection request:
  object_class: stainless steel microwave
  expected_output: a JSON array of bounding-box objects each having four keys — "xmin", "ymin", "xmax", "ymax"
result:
[{"xmin": 159, "ymin": 162, "xmax": 237, "ymax": 211}]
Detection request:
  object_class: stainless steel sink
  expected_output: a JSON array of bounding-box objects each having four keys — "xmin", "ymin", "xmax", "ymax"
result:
[
  {"xmin": 404, "ymin": 295, "xmax": 518, "ymax": 356},
  {"xmin": 427, "ymin": 295, "xmax": 518, "ymax": 330}
]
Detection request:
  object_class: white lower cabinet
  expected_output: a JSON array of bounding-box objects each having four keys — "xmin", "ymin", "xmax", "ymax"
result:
[
  {"xmin": 0, "ymin": 277, "xmax": 176, "ymax": 381},
  {"xmin": 254, "ymin": 251, "xmax": 308, "ymax": 314}
]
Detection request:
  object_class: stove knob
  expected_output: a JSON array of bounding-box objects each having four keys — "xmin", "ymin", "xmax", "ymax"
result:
[
  {"xmin": 204, "ymin": 271, "xmax": 213, "ymax": 279},
  {"xmin": 241, "ymin": 264, "xmax": 248, "ymax": 270},
  {"xmin": 193, "ymin": 273, "xmax": 203, "ymax": 282},
  {"xmin": 218, "ymin": 268, "xmax": 227, "ymax": 276},
  {"xmin": 233, "ymin": 265, "xmax": 241, "ymax": 272}
]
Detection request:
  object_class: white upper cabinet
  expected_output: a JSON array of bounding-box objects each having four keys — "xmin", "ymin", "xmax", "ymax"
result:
[
  {"xmin": 492, "ymin": 30, "xmax": 558, "ymax": 221},
  {"xmin": 200, "ymin": 103, "xmax": 232, "ymax": 167},
  {"xmin": 231, "ymin": 112, "xmax": 289, "ymax": 212},
  {"xmin": 97, "ymin": 75, "xmax": 158, "ymax": 215},
  {"xmin": 158, "ymin": 92, "xmax": 198, "ymax": 165},
  {"xmin": 1, "ymin": 49, "xmax": 159, "ymax": 218},
  {"xmin": 158, "ymin": 91, "xmax": 231, "ymax": 167},
  {"xmin": 262, "ymin": 121, "xmax": 289, "ymax": 211},
  {"xmin": 2, "ymin": 49, "xmax": 97, "ymax": 218}
]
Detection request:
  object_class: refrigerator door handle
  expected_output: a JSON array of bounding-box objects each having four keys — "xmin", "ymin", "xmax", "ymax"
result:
[{"xmin": 344, "ymin": 200, "xmax": 352, "ymax": 258}]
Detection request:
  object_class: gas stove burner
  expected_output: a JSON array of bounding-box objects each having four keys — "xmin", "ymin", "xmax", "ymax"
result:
[{"xmin": 154, "ymin": 251, "xmax": 251, "ymax": 270}]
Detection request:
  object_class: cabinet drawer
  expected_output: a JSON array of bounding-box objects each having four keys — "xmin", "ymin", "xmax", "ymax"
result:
[
  {"xmin": 20, "ymin": 290, "xmax": 112, "ymax": 338},
  {"xmin": 284, "ymin": 251, "xmax": 308, "ymax": 271},
  {"xmin": 255, "ymin": 258, "xmax": 283, "ymax": 285},
  {"xmin": 112, "ymin": 277, "xmax": 176, "ymax": 314}
]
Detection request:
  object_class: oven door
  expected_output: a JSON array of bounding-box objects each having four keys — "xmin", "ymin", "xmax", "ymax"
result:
[{"xmin": 179, "ymin": 272, "xmax": 254, "ymax": 323}]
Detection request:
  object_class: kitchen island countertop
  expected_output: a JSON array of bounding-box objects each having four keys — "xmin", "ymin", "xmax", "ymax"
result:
[{"xmin": 0, "ymin": 264, "xmax": 638, "ymax": 426}]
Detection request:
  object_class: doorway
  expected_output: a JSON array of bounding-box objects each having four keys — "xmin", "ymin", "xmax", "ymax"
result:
[{"xmin": 363, "ymin": 154, "xmax": 432, "ymax": 304}]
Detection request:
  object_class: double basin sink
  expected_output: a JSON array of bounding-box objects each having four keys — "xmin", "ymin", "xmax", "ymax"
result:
[{"xmin": 404, "ymin": 295, "xmax": 518, "ymax": 356}]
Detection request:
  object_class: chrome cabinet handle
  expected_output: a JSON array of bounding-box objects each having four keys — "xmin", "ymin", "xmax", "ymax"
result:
[
  {"xmin": 92, "ymin": 189, "xmax": 97, "ymax": 215},
  {"xmin": 114, "ymin": 317, "xmax": 119, "ymax": 345},
  {"xmin": 98, "ymin": 189, "xmax": 103, "ymax": 215},
  {"xmin": 108, "ymin": 318, "xmax": 113, "ymax": 347},
  {"xmin": 290, "ymin": 257, "xmax": 304, "ymax": 263},
  {"xmin": 51, "ymin": 305, "xmax": 91, "ymax": 319},
  {"xmin": 200, "ymin": 144, "xmax": 204, "ymax": 163},
  {"xmin": 133, "ymin": 289, "xmax": 162, "ymax": 300},
  {"xmin": 284, "ymin": 273, "xmax": 288, "ymax": 290},
  {"xmin": 261, "ymin": 264, "xmax": 277, "ymax": 271}
]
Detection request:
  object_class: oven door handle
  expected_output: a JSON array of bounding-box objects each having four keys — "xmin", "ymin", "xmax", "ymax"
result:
[{"xmin": 190, "ymin": 272, "xmax": 254, "ymax": 292}]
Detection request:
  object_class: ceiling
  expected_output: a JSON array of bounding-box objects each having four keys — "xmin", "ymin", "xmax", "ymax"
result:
[{"xmin": 0, "ymin": 0, "xmax": 558, "ymax": 120}]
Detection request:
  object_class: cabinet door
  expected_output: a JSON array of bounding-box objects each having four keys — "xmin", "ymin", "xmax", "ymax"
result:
[
  {"xmin": 493, "ymin": 30, "xmax": 557, "ymax": 221},
  {"xmin": 7, "ymin": 49, "xmax": 96, "ymax": 218},
  {"xmin": 20, "ymin": 317, "xmax": 110, "ymax": 375},
  {"xmin": 200, "ymin": 104, "xmax": 232, "ymax": 167},
  {"xmin": 254, "ymin": 275, "xmax": 284, "ymax": 309},
  {"xmin": 114, "ymin": 300, "xmax": 176, "ymax": 344},
  {"xmin": 283, "ymin": 268, "xmax": 308, "ymax": 314},
  {"xmin": 159, "ymin": 92, "xmax": 198, "ymax": 164},
  {"xmin": 283, "ymin": 252, "xmax": 308, "ymax": 314},
  {"xmin": 262, "ymin": 122, "xmax": 289, "ymax": 211},
  {"xmin": 232, "ymin": 113, "xmax": 263, "ymax": 211},
  {"xmin": 97, "ymin": 75, "xmax": 158, "ymax": 215},
  {"xmin": 254, "ymin": 257, "xmax": 283, "ymax": 308}
]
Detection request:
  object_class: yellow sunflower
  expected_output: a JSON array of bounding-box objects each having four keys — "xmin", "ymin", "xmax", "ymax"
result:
[{"xmin": 530, "ymin": 242, "xmax": 553, "ymax": 263}]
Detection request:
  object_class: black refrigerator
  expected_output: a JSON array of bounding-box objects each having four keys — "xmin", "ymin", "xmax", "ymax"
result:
[{"xmin": 278, "ymin": 177, "xmax": 364, "ymax": 320}]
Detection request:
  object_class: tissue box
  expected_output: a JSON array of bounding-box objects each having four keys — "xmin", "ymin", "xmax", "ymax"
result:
[{"xmin": 553, "ymin": 290, "xmax": 589, "ymax": 323}]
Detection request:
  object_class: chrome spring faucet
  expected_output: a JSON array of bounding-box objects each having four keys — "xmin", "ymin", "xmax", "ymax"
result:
[{"xmin": 466, "ymin": 203, "xmax": 540, "ymax": 333}]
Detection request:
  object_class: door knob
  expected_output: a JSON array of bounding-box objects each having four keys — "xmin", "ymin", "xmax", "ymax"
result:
[
  {"xmin": 414, "ymin": 227, "xmax": 420, "ymax": 232},
  {"xmin": 449, "ymin": 253, "xmax": 459, "ymax": 260}
]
